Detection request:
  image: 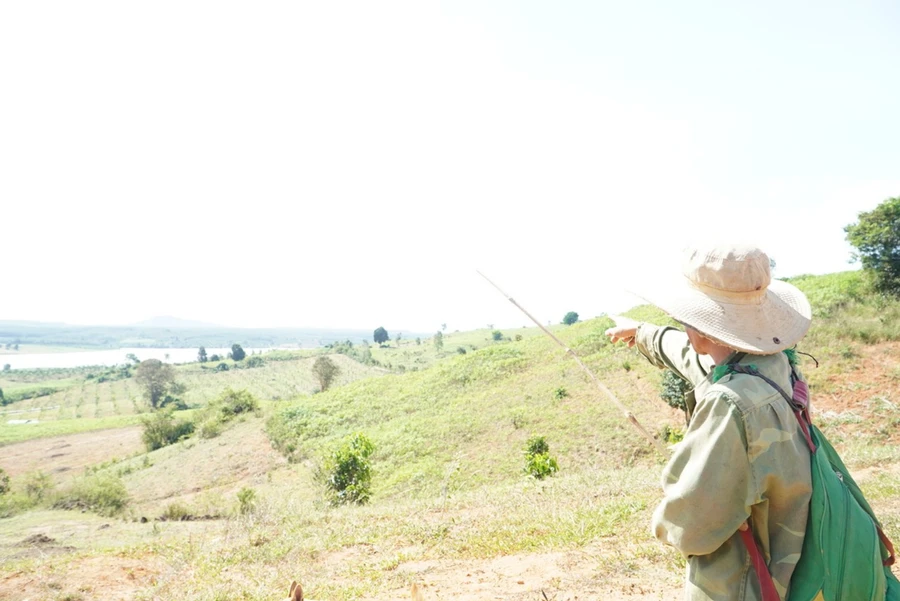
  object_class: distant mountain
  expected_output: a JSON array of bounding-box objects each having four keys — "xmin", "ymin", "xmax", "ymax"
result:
[{"xmin": 132, "ymin": 316, "xmax": 223, "ymax": 329}]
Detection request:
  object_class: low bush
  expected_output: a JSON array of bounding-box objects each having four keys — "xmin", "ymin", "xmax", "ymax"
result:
[
  {"xmin": 659, "ymin": 370, "xmax": 690, "ymax": 412},
  {"xmin": 319, "ymin": 432, "xmax": 375, "ymax": 505},
  {"xmin": 141, "ymin": 409, "xmax": 195, "ymax": 451},
  {"xmin": 523, "ymin": 435, "xmax": 559, "ymax": 480},
  {"xmin": 160, "ymin": 502, "xmax": 193, "ymax": 521},
  {"xmin": 23, "ymin": 471, "xmax": 54, "ymax": 502},
  {"xmin": 56, "ymin": 473, "xmax": 129, "ymax": 516},
  {"xmin": 243, "ymin": 355, "xmax": 265, "ymax": 368},
  {"xmin": 194, "ymin": 388, "xmax": 259, "ymax": 439},
  {"xmin": 218, "ymin": 387, "xmax": 259, "ymax": 418},
  {"xmin": 237, "ymin": 487, "xmax": 256, "ymax": 515}
]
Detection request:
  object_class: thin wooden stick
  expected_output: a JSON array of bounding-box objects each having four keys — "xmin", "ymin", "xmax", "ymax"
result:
[{"xmin": 477, "ymin": 270, "xmax": 669, "ymax": 458}]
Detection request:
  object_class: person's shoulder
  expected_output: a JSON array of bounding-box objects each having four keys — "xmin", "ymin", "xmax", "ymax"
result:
[{"xmin": 699, "ymin": 372, "xmax": 776, "ymax": 417}]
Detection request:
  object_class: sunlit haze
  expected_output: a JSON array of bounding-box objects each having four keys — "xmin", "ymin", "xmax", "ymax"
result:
[{"xmin": 3, "ymin": 1, "xmax": 899, "ymax": 333}]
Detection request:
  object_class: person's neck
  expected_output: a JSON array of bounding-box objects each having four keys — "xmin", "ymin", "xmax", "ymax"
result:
[{"xmin": 708, "ymin": 344, "xmax": 735, "ymax": 365}]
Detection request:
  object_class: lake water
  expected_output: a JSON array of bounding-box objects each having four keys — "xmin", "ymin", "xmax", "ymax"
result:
[{"xmin": 0, "ymin": 347, "xmax": 274, "ymax": 370}]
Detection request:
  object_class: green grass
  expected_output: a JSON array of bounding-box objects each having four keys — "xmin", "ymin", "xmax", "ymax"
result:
[{"xmin": 0, "ymin": 414, "xmax": 144, "ymax": 445}]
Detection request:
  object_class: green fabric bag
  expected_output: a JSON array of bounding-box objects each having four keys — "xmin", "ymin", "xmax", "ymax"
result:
[
  {"xmin": 786, "ymin": 423, "xmax": 896, "ymax": 601},
  {"xmin": 724, "ymin": 362, "xmax": 897, "ymax": 601}
]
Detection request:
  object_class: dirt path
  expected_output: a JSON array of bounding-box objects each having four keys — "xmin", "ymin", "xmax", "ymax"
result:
[
  {"xmin": 387, "ymin": 548, "xmax": 682, "ymax": 600},
  {"xmin": 1, "ymin": 553, "xmax": 163, "ymax": 601},
  {"xmin": 0, "ymin": 426, "xmax": 144, "ymax": 481}
]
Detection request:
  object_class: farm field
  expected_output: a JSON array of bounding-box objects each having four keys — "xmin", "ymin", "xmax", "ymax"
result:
[
  {"xmin": 0, "ymin": 272, "xmax": 899, "ymax": 600},
  {"xmin": 0, "ymin": 354, "xmax": 384, "ymax": 445}
]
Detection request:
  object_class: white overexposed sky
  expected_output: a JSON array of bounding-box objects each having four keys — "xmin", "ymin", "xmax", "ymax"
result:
[{"xmin": 2, "ymin": 1, "xmax": 899, "ymax": 332}]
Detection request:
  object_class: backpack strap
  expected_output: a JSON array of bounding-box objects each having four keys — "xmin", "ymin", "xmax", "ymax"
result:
[
  {"xmin": 727, "ymin": 363, "xmax": 816, "ymax": 453},
  {"xmin": 739, "ymin": 528, "xmax": 781, "ymax": 601}
]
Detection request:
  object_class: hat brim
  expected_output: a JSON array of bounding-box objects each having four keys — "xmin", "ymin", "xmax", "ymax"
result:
[{"xmin": 631, "ymin": 276, "xmax": 812, "ymax": 354}]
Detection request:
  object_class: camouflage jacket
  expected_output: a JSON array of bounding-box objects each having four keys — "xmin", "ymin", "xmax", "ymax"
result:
[{"xmin": 635, "ymin": 324, "xmax": 812, "ymax": 601}]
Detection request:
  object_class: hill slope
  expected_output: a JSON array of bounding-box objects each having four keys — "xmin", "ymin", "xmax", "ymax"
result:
[{"xmin": 1, "ymin": 271, "xmax": 900, "ymax": 600}]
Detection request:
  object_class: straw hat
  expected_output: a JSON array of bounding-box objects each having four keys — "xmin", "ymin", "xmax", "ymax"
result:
[{"xmin": 634, "ymin": 244, "xmax": 812, "ymax": 354}]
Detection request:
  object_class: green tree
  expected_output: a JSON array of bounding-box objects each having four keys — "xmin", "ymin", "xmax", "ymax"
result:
[
  {"xmin": 2, "ymin": 364, "xmax": 10, "ymax": 372},
  {"xmin": 230, "ymin": 343, "xmax": 246, "ymax": 361},
  {"xmin": 433, "ymin": 331, "xmax": 444, "ymax": 352},
  {"xmin": 197, "ymin": 346, "xmax": 208, "ymax": 363},
  {"xmin": 491, "ymin": 330, "xmax": 503, "ymax": 341},
  {"xmin": 373, "ymin": 327, "xmax": 389, "ymax": 346},
  {"xmin": 312, "ymin": 356, "xmax": 341, "ymax": 392},
  {"xmin": 562, "ymin": 311, "xmax": 579, "ymax": 325},
  {"xmin": 845, "ymin": 197, "xmax": 900, "ymax": 294},
  {"xmin": 134, "ymin": 359, "xmax": 177, "ymax": 409},
  {"xmin": 125, "ymin": 353, "xmax": 139, "ymax": 364}
]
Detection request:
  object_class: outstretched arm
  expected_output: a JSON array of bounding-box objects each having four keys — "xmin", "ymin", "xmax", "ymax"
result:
[{"xmin": 607, "ymin": 317, "xmax": 712, "ymax": 386}]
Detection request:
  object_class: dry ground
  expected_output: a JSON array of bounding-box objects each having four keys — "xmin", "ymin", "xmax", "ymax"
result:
[{"xmin": 0, "ymin": 426, "xmax": 144, "ymax": 481}]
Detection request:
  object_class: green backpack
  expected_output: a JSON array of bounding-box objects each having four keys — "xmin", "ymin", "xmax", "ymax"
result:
[{"xmin": 730, "ymin": 363, "xmax": 899, "ymax": 601}]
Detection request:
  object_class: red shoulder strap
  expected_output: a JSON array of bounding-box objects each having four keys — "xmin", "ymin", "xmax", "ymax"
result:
[{"xmin": 739, "ymin": 529, "xmax": 781, "ymax": 601}]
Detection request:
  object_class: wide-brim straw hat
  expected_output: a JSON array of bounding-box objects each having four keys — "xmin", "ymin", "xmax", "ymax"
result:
[{"xmin": 632, "ymin": 244, "xmax": 812, "ymax": 354}]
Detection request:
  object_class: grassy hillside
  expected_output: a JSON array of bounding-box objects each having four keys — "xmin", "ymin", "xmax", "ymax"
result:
[{"xmin": 1, "ymin": 271, "xmax": 899, "ymax": 601}]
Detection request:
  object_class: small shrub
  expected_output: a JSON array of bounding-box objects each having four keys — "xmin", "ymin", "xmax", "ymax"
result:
[
  {"xmin": 492, "ymin": 330, "xmax": 503, "ymax": 341},
  {"xmin": 216, "ymin": 362, "xmax": 229, "ymax": 372},
  {"xmin": 523, "ymin": 435, "xmax": 559, "ymax": 479},
  {"xmin": 456, "ymin": 346, "xmax": 467, "ymax": 355},
  {"xmin": 662, "ymin": 424, "xmax": 685, "ymax": 443},
  {"xmin": 141, "ymin": 409, "xmax": 195, "ymax": 451},
  {"xmin": 553, "ymin": 387, "xmax": 569, "ymax": 400},
  {"xmin": 320, "ymin": 433, "xmax": 375, "ymax": 505},
  {"xmin": 659, "ymin": 370, "xmax": 690, "ymax": 412},
  {"xmin": 510, "ymin": 409, "xmax": 527, "ymax": 430},
  {"xmin": 244, "ymin": 355, "xmax": 265, "ymax": 368},
  {"xmin": 525, "ymin": 435, "xmax": 550, "ymax": 457},
  {"xmin": 209, "ymin": 354, "xmax": 221, "ymax": 362},
  {"xmin": 217, "ymin": 387, "xmax": 259, "ymax": 418},
  {"xmin": 622, "ymin": 360, "xmax": 632, "ymax": 372},
  {"xmin": 0, "ymin": 468, "xmax": 9, "ymax": 496},
  {"xmin": 237, "ymin": 487, "xmax": 257, "ymax": 514},
  {"xmin": 515, "ymin": 334, "xmax": 523, "ymax": 342},
  {"xmin": 198, "ymin": 419, "xmax": 222, "ymax": 439},
  {"xmin": 160, "ymin": 395, "xmax": 188, "ymax": 410},
  {"xmin": 160, "ymin": 502, "xmax": 192, "ymax": 521},
  {"xmin": 24, "ymin": 471, "xmax": 54, "ymax": 502},
  {"xmin": 57, "ymin": 473, "xmax": 129, "ymax": 516}
]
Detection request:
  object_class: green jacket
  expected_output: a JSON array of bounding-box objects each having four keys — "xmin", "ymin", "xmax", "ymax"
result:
[{"xmin": 635, "ymin": 325, "xmax": 813, "ymax": 600}]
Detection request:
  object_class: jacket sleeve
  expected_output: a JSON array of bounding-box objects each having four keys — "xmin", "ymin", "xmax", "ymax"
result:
[
  {"xmin": 650, "ymin": 390, "xmax": 757, "ymax": 556},
  {"xmin": 634, "ymin": 324, "xmax": 712, "ymax": 387}
]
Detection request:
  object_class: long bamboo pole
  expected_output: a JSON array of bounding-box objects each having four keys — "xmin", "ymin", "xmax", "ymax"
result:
[{"xmin": 477, "ymin": 270, "xmax": 669, "ymax": 458}]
